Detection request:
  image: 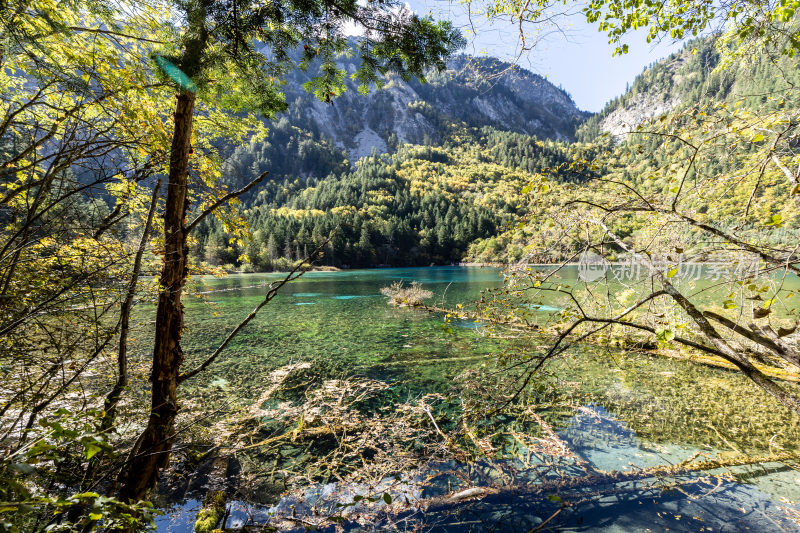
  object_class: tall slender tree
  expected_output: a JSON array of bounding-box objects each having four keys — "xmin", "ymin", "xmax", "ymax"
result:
[{"xmin": 118, "ymin": 0, "xmax": 464, "ymax": 503}]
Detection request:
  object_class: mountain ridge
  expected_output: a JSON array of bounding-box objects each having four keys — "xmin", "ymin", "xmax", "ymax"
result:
[
  {"xmin": 273, "ymin": 52, "xmax": 588, "ymax": 163},
  {"xmin": 200, "ymin": 34, "xmax": 800, "ymax": 271}
]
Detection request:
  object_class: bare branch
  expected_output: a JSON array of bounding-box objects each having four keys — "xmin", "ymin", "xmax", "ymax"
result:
[
  {"xmin": 103, "ymin": 179, "xmax": 162, "ymax": 431},
  {"xmin": 704, "ymin": 310, "xmax": 800, "ymax": 369},
  {"xmin": 185, "ymin": 170, "xmax": 268, "ymax": 233},
  {"xmin": 67, "ymin": 26, "xmax": 167, "ymax": 44},
  {"xmin": 178, "ymin": 230, "xmax": 335, "ymax": 383}
]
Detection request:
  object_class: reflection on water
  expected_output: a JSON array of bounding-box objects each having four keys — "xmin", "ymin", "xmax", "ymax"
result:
[
  {"xmin": 524, "ymin": 303, "xmax": 562, "ymax": 312},
  {"xmin": 144, "ymin": 267, "xmax": 800, "ymax": 532}
]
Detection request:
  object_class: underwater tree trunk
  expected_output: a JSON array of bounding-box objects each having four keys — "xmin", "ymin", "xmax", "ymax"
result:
[{"xmin": 119, "ymin": 90, "xmax": 195, "ymax": 502}]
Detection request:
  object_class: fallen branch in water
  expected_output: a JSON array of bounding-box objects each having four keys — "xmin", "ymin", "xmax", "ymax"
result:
[
  {"xmin": 172, "ymin": 359, "xmax": 800, "ymax": 532},
  {"xmin": 419, "ymin": 450, "xmax": 800, "ymax": 513},
  {"xmin": 241, "ymin": 450, "xmax": 799, "ymax": 532},
  {"xmin": 419, "ymin": 304, "xmax": 800, "ymax": 382},
  {"xmin": 238, "ymin": 424, "xmax": 345, "ymax": 451}
]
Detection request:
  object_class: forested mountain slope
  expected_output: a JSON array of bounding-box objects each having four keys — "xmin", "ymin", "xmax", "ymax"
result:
[
  {"xmin": 578, "ymin": 36, "xmax": 800, "ymax": 140},
  {"xmin": 196, "ymin": 127, "xmax": 574, "ymax": 269},
  {"xmin": 201, "ymin": 35, "xmax": 800, "ymax": 270},
  {"xmin": 194, "ymin": 47, "xmax": 590, "ymax": 270},
  {"xmin": 467, "ymin": 37, "xmax": 800, "ymax": 263}
]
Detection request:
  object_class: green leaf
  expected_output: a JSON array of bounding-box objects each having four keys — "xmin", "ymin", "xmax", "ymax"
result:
[
  {"xmin": 88, "ymin": 512, "xmax": 102, "ymax": 521},
  {"xmin": 667, "ymin": 266, "xmax": 679, "ymax": 278},
  {"xmin": 9, "ymin": 462, "xmax": 35, "ymax": 475},
  {"xmin": 656, "ymin": 328, "xmax": 675, "ymax": 343},
  {"xmin": 723, "ymin": 299, "xmax": 737, "ymax": 309},
  {"xmin": 84, "ymin": 443, "xmax": 102, "ymax": 460},
  {"xmin": 764, "ymin": 214, "xmax": 783, "ymax": 226},
  {"xmin": 547, "ymin": 494, "xmax": 562, "ymax": 502},
  {"xmin": 28, "ymin": 440, "xmax": 56, "ymax": 458},
  {"xmin": 752, "ymin": 133, "xmax": 765, "ymax": 142},
  {"xmin": 383, "ymin": 493, "xmax": 392, "ymax": 504},
  {"xmin": 72, "ymin": 492, "xmax": 100, "ymax": 499}
]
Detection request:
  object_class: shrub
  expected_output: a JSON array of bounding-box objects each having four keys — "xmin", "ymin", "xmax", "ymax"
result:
[{"xmin": 380, "ymin": 281, "xmax": 433, "ymax": 307}]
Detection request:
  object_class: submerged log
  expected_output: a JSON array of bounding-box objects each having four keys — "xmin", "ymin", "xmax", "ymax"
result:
[
  {"xmin": 448, "ymin": 487, "xmax": 486, "ymax": 501},
  {"xmin": 421, "ymin": 451, "xmax": 800, "ymax": 513},
  {"xmin": 239, "ymin": 424, "xmax": 345, "ymax": 451},
  {"xmin": 224, "ymin": 451, "xmax": 799, "ymax": 532},
  {"xmin": 420, "ymin": 304, "xmax": 800, "ymax": 381}
]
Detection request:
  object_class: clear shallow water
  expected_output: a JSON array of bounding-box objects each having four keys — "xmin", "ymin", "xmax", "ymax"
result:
[
  {"xmin": 147, "ymin": 267, "xmax": 800, "ymax": 532},
  {"xmin": 170, "ymin": 267, "xmax": 509, "ymax": 400}
]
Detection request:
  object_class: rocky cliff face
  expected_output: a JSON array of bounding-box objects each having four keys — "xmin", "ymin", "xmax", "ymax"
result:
[
  {"xmin": 586, "ymin": 42, "xmax": 718, "ymax": 139},
  {"xmin": 597, "ymin": 53, "xmax": 694, "ymax": 136},
  {"xmin": 280, "ymin": 54, "xmax": 588, "ymax": 162},
  {"xmin": 599, "ymin": 93, "xmax": 680, "ymax": 137}
]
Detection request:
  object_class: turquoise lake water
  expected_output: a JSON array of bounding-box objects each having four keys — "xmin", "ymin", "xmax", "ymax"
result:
[{"xmin": 150, "ymin": 267, "xmax": 800, "ymax": 532}]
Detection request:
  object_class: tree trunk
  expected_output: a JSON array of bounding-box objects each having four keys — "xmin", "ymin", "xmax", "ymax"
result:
[
  {"xmin": 102, "ymin": 179, "xmax": 161, "ymax": 434},
  {"xmin": 662, "ymin": 281, "xmax": 800, "ymax": 414},
  {"xmin": 119, "ymin": 90, "xmax": 195, "ymax": 502}
]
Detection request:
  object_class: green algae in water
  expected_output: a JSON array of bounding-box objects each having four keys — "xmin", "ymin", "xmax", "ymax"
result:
[
  {"xmin": 142, "ymin": 268, "xmax": 800, "ymax": 452},
  {"xmin": 135, "ymin": 268, "xmax": 800, "ymax": 531},
  {"xmin": 136, "ymin": 268, "xmax": 800, "ymax": 452}
]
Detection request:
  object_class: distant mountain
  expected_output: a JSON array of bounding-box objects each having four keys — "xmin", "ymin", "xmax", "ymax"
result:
[
  {"xmin": 577, "ymin": 40, "xmax": 718, "ymax": 140},
  {"xmin": 204, "ymin": 49, "xmax": 586, "ymax": 270},
  {"xmin": 202, "ymin": 34, "xmax": 800, "ymax": 270},
  {"xmin": 275, "ymin": 52, "xmax": 588, "ymax": 163},
  {"xmin": 205, "ymin": 36, "xmax": 800, "ymax": 271},
  {"xmin": 577, "ymin": 36, "xmax": 800, "ymax": 140},
  {"xmin": 466, "ymin": 35, "xmax": 800, "ymax": 264},
  {"xmin": 218, "ymin": 50, "xmax": 589, "ymax": 194}
]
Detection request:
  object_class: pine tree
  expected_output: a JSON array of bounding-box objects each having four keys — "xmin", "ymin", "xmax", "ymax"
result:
[
  {"xmin": 267, "ymin": 234, "xmax": 278, "ymax": 262},
  {"xmin": 284, "ymin": 236, "xmax": 293, "ymax": 260}
]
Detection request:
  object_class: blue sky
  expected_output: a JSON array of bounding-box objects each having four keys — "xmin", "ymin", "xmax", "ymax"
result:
[{"xmin": 403, "ymin": 0, "xmax": 687, "ymax": 112}]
